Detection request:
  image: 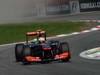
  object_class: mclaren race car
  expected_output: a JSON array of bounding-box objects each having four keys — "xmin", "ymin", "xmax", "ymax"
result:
[{"xmin": 15, "ymin": 30, "xmax": 71, "ymax": 64}]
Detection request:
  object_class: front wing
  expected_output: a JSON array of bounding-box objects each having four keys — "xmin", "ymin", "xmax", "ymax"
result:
[{"xmin": 23, "ymin": 52, "xmax": 70, "ymax": 62}]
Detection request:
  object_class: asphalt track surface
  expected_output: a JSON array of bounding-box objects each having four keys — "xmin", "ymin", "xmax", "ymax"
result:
[{"xmin": 0, "ymin": 30, "xmax": 100, "ymax": 75}]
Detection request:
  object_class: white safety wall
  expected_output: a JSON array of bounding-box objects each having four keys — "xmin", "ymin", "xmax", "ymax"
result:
[
  {"xmin": 0, "ymin": 0, "xmax": 46, "ymax": 23},
  {"xmin": 0, "ymin": 0, "xmax": 37, "ymax": 18},
  {"xmin": 0, "ymin": 0, "xmax": 81, "ymax": 23}
]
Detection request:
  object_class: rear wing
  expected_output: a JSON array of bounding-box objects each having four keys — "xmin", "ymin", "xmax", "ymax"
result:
[
  {"xmin": 26, "ymin": 32, "xmax": 37, "ymax": 36},
  {"xmin": 25, "ymin": 30, "xmax": 47, "ymax": 44},
  {"xmin": 26, "ymin": 30, "xmax": 46, "ymax": 36}
]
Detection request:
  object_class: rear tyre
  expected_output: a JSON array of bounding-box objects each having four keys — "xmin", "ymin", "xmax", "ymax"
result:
[
  {"xmin": 60, "ymin": 42, "xmax": 70, "ymax": 52},
  {"xmin": 47, "ymin": 40, "xmax": 60, "ymax": 46},
  {"xmin": 47, "ymin": 40, "xmax": 60, "ymax": 55},
  {"xmin": 15, "ymin": 44, "xmax": 24, "ymax": 62}
]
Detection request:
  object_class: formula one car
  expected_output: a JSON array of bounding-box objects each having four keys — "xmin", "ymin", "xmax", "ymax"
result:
[{"xmin": 15, "ymin": 30, "xmax": 71, "ymax": 64}]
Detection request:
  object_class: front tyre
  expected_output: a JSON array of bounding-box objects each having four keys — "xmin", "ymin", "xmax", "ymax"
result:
[
  {"xmin": 22, "ymin": 46, "xmax": 32, "ymax": 65},
  {"xmin": 60, "ymin": 42, "xmax": 71, "ymax": 62},
  {"xmin": 22, "ymin": 45, "xmax": 32, "ymax": 57},
  {"xmin": 61, "ymin": 58, "xmax": 70, "ymax": 62},
  {"xmin": 15, "ymin": 44, "xmax": 24, "ymax": 62}
]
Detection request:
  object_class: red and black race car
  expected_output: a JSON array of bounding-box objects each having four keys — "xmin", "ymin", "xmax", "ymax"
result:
[{"xmin": 15, "ymin": 30, "xmax": 71, "ymax": 64}]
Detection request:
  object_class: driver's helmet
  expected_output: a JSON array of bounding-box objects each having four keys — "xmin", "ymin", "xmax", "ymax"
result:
[
  {"xmin": 33, "ymin": 37, "xmax": 45, "ymax": 43},
  {"xmin": 38, "ymin": 37, "xmax": 45, "ymax": 43}
]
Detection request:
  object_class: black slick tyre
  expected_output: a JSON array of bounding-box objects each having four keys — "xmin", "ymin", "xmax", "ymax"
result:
[
  {"xmin": 15, "ymin": 44, "xmax": 24, "ymax": 62},
  {"xmin": 22, "ymin": 45, "xmax": 32, "ymax": 65},
  {"xmin": 22, "ymin": 45, "xmax": 32, "ymax": 57}
]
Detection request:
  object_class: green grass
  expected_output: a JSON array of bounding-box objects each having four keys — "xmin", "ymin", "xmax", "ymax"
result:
[{"xmin": 0, "ymin": 21, "xmax": 86, "ymax": 45}]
